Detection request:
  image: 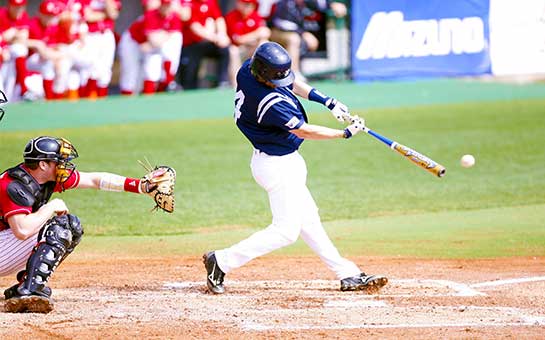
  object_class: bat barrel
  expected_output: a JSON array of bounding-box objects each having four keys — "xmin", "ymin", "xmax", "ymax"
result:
[{"xmin": 392, "ymin": 142, "xmax": 447, "ymax": 178}]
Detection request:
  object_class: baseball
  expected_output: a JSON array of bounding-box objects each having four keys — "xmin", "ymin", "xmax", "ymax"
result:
[{"xmin": 460, "ymin": 154, "xmax": 475, "ymax": 168}]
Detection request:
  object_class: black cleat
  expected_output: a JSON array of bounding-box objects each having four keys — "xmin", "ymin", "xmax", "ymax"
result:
[
  {"xmin": 203, "ymin": 252, "xmax": 225, "ymax": 294},
  {"xmin": 340, "ymin": 273, "xmax": 388, "ymax": 293},
  {"xmin": 4, "ymin": 288, "xmax": 53, "ymax": 313}
]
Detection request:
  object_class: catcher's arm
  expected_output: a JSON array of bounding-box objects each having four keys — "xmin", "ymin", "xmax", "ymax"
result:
[{"xmin": 77, "ymin": 166, "xmax": 176, "ymax": 213}]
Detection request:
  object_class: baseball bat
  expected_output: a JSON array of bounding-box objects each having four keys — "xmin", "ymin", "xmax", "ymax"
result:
[{"xmin": 362, "ymin": 126, "xmax": 446, "ymax": 178}]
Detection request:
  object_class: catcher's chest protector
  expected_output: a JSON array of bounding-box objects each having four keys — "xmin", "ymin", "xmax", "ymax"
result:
[{"xmin": 5, "ymin": 165, "xmax": 55, "ymax": 211}]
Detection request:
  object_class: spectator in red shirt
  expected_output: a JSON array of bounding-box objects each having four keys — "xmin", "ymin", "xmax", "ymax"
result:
[
  {"xmin": 225, "ymin": 0, "xmax": 270, "ymax": 86},
  {"xmin": 0, "ymin": 0, "xmax": 31, "ymax": 100},
  {"xmin": 52, "ymin": 0, "xmax": 95, "ymax": 100},
  {"xmin": 119, "ymin": 0, "xmax": 183, "ymax": 95},
  {"xmin": 82, "ymin": 0, "xmax": 121, "ymax": 98},
  {"xmin": 0, "ymin": 136, "xmax": 167, "ymax": 313},
  {"xmin": 176, "ymin": 0, "xmax": 231, "ymax": 89},
  {"xmin": 26, "ymin": 0, "xmax": 63, "ymax": 100},
  {"xmin": 157, "ymin": 0, "xmax": 190, "ymax": 92}
]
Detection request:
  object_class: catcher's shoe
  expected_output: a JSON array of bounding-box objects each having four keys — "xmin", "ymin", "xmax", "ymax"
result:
[
  {"xmin": 340, "ymin": 273, "xmax": 388, "ymax": 293},
  {"xmin": 4, "ymin": 288, "xmax": 53, "ymax": 313},
  {"xmin": 4, "ymin": 284, "xmax": 52, "ymax": 300},
  {"xmin": 203, "ymin": 252, "xmax": 225, "ymax": 294}
]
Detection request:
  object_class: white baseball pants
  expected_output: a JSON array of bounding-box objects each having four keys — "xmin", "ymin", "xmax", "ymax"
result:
[
  {"xmin": 215, "ymin": 150, "xmax": 361, "ymax": 280},
  {"xmin": 118, "ymin": 31, "xmax": 163, "ymax": 92},
  {"xmin": 160, "ymin": 32, "xmax": 183, "ymax": 78},
  {"xmin": 0, "ymin": 229, "xmax": 38, "ymax": 277},
  {"xmin": 85, "ymin": 30, "xmax": 116, "ymax": 87}
]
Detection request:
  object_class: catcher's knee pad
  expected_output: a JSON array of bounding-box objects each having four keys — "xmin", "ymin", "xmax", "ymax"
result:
[
  {"xmin": 19, "ymin": 216, "xmax": 73, "ymax": 295},
  {"xmin": 62, "ymin": 214, "xmax": 84, "ymax": 253}
]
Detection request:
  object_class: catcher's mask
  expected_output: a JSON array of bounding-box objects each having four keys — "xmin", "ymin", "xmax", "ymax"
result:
[{"xmin": 23, "ymin": 136, "xmax": 79, "ymax": 184}]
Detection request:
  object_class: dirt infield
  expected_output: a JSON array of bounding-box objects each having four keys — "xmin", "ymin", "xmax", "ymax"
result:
[{"xmin": 1, "ymin": 256, "xmax": 544, "ymax": 339}]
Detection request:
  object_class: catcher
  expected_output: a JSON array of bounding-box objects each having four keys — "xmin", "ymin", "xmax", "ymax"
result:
[{"xmin": 0, "ymin": 136, "xmax": 175, "ymax": 313}]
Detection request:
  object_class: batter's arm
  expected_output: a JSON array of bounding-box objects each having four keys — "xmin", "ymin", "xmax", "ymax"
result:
[
  {"xmin": 292, "ymin": 79, "xmax": 350, "ymax": 123},
  {"xmin": 291, "ymin": 123, "xmax": 345, "ymax": 140},
  {"xmin": 292, "ymin": 77, "xmax": 313, "ymax": 98}
]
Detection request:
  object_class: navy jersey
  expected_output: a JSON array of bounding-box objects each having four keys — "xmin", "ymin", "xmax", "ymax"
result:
[{"xmin": 234, "ymin": 60, "xmax": 308, "ymax": 156}]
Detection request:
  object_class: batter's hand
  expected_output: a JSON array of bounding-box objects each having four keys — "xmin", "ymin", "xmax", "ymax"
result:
[
  {"xmin": 326, "ymin": 98, "xmax": 350, "ymax": 123},
  {"xmin": 344, "ymin": 115, "xmax": 365, "ymax": 139}
]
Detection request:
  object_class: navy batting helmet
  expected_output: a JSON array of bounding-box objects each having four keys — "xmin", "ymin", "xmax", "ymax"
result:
[{"xmin": 250, "ymin": 42, "xmax": 295, "ymax": 88}]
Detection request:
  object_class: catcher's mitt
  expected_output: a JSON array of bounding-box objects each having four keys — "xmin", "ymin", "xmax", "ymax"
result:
[{"xmin": 140, "ymin": 165, "xmax": 176, "ymax": 213}]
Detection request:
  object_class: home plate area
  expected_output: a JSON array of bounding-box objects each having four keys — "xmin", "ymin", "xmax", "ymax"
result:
[{"xmin": 163, "ymin": 277, "xmax": 545, "ymax": 331}]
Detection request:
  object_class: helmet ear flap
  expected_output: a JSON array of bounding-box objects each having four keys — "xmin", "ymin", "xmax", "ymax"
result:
[{"xmin": 250, "ymin": 57, "xmax": 271, "ymax": 86}]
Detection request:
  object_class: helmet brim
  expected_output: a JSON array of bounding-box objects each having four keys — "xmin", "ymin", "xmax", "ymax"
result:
[{"xmin": 270, "ymin": 71, "xmax": 295, "ymax": 88}]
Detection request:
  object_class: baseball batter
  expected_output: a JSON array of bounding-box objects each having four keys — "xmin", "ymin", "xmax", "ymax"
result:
[
  {"xmin": 203, "ymin": 42, "xmax": 388, "ymax": 294},
  {"xmin": 0, "ymin": 136, "xmax": 175, "ymax": 313}
]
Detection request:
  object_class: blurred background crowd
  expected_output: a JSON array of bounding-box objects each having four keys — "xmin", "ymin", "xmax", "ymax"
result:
[{"xmin": 0, "ymin": 0, "xmax": 348, "ymax": 102}]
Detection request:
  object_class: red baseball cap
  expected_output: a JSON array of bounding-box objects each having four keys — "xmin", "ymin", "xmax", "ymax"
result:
[
  {"xmin": 9, "ymin": 0, "xmax": 27, "ymax": 6},
  {"xmin": 40, "ymin": 0, "xmax": 61, "ymax": 16}
]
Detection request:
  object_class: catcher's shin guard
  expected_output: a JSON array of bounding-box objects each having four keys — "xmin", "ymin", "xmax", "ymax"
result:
[{"xmin": 5, "ymin": 215, "xmax": 81, "ymax": 313}]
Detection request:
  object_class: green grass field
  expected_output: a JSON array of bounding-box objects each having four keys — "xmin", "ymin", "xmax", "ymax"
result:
[{"xmin": 1, "ymin": 83, "xmax": 544, "ymax": 259}]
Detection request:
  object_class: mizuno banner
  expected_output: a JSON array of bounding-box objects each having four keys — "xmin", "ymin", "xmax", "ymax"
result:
[
  {"xmin": 351, "ymin": 0, "xmax": 491, "ymax": 80},
  {"xmin": 489, "ymin": 0, "xmax": 545, "ymax": 75}
]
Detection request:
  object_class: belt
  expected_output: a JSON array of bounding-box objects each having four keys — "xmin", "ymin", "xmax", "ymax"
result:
[
  {"xmin": 253, "ymin": 148, "xmax": 267, "ymax": 156},
  {"xmin": 253, "ymin": 149, "xmax": 297, "ymax": 157}
]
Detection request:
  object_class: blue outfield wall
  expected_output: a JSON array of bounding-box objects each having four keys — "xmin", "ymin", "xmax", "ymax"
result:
[{"xmin": 351, "ymin": 0, "xmax": 491, "ymax": 80}]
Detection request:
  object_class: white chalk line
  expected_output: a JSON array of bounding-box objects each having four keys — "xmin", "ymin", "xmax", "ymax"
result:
[
  {"xmin": 395, "ymin": 279, "xmax": 486, "ymax": 296},
  {"xmin": 471, "ymin": 276, "xmax": 545, "ymax": 288},
  {"xmin": 164, "ymin": 279, "xmax": 485, "ymax": 297},
  {"xmin": 163, "ymin": 278, "xmax": 545, "ymax": 331},
  {"xmin": 242, "ymin": 320, "xmax": 545, "ymax": 331},
  {"xmin": 166, "ymin": 276, "xmax": 545, "ymax": 295}
]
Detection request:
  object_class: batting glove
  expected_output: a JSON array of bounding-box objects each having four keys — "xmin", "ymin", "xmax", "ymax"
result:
[
  {"xmin": 326, "ymin": 98, "xmax": 351, "ymax": 123},
  {"xmin": 307, "ymin": 88, "xmax": 351, "ymax": 123},
  {"xmin": 343, "ymin": 115, "xmax": 365, "ymax": 139}
]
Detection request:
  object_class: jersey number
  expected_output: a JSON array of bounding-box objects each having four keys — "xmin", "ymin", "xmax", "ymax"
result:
[{"xmin": 234, "ymin": 90, "xmax": 245, "ymax": 122}]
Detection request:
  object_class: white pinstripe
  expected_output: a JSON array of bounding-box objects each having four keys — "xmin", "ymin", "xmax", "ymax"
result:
[{"xmin": 0, "ymin": 229, "xmax": 38, "ymax": 277}]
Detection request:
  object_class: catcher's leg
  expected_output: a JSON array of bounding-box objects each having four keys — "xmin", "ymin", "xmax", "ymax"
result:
[{"xmin": 4, "ymin": 214, "xmax": 83, "ymax": 313}]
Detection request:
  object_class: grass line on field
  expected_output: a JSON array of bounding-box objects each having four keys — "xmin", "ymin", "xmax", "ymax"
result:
[{"xmin": 78, "ymin": 203, "xmax": 545, "ymax": 259}]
